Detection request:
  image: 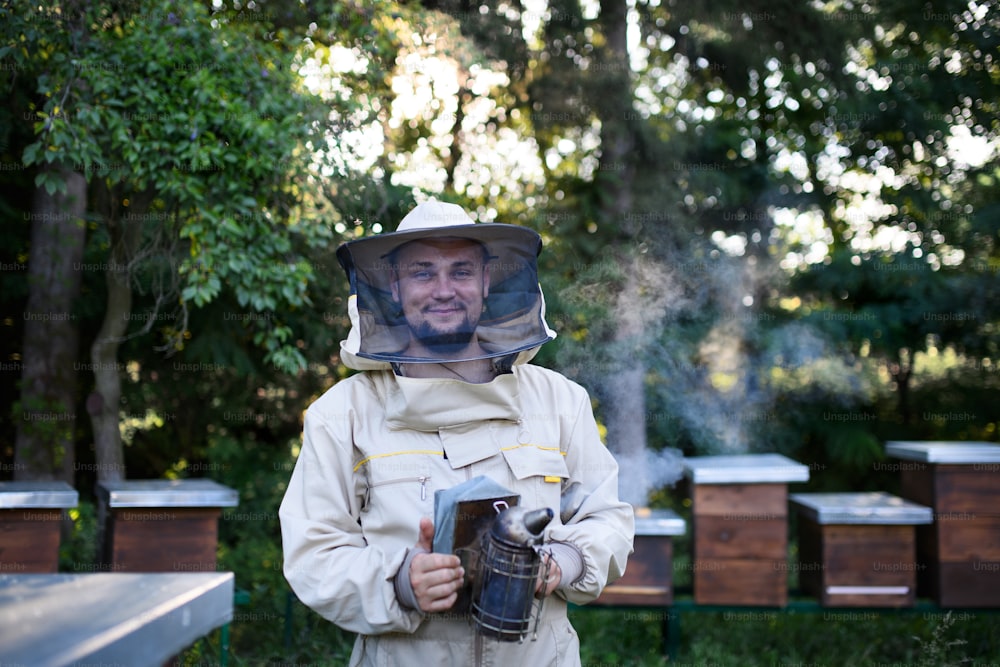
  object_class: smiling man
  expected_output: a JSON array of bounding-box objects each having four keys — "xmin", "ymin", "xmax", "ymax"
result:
[
  {"xmin": 279, "ymin": 200, "xmax": 634, "ymax": 667},
  {"xmin": 390, "ymin": 238, "xmax": 491, "ymax": 360}
]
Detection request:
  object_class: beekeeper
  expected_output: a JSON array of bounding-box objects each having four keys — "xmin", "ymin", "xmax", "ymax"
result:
[{"xmin": 279, "ymin": 200, "xmax": 634, "ymax": 666}]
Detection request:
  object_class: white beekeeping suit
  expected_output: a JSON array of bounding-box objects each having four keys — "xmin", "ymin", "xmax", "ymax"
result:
[{"xmin": 279, "ymin": 200, "xmax": 634, "ymax": 667}]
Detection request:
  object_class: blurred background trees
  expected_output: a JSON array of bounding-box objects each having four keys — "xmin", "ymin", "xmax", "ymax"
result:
[{"xmin": 1, "ymin": 0, "xmax": 998, "ymax": 661}]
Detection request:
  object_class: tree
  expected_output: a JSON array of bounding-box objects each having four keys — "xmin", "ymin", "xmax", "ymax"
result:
[
  {"xmin": 362, "ymin": 0, "xmax": 998, "ymax": 493},
  {"xmin": 7, "ymin": 0, "xmax": 335, "ymax": 480},
  {"xmin": 787, "ymin": 0, "xmax": 1000, "ymax": 427}
]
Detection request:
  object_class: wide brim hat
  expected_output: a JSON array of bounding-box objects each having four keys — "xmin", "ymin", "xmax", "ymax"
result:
[{"xmin": 335, "ymin": 200, "xmax": 557, "ymax": 367}]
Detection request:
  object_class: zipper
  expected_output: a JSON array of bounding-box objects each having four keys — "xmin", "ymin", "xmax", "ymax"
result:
[{"xmin": 363, "ymin": 475, "xmax": 431, "ymax": 509}]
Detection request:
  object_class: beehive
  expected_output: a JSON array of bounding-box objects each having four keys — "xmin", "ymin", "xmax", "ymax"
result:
[
  {"xmin": 791, "ymin": 491, "xmax": 932, "ymax": 607},
  {"xmin": 97, "ymin": 479, "xmax": 238, "ymax": 572},
  {"xmin": 684, "ymin": 454, "xmax": 809, "ymax": 606},
  {"xmin": 886, "ymin": 441, "xmax": 1000, "ymax": 607},
  {"xmin": 0, "ymin": 481, "xmax": 78, "ymax": 573},
  {"xmin": 593, "ymin": 507, "xmax": 685, "ymax": 606}
]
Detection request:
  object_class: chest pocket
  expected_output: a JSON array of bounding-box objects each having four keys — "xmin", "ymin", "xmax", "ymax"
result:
[
  {"xmin": 500, "ymin": 445, "xmax": 569, "ymax": 513},
  {"xmin": 360, "ymin": 473, "xmax": 433, "ymax": 512}
]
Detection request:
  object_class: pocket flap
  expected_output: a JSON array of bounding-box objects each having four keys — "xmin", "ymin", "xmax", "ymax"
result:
[{"xmin": 500, "ymin": 444, "xmax": 569, "ymax": 481}]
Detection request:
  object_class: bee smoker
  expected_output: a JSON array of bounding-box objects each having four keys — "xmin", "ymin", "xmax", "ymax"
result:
[{"xmin": 470, "ymin": 502, "xmax": 555, "ymax": 642}]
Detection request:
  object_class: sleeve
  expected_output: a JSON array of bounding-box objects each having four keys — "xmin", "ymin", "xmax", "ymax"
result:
[
  {"xmin": 545, "ymin": 383, "xmax": 635, "ymax": 605},
  {"xmin": 278, "ymin": 399, "xmax": 424, "ymax": 635}
]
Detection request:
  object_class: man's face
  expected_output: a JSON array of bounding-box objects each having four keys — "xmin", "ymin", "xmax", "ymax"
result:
[{"xmin": 390, "ymin": 239, "xmax": 490, "ymax": 353}]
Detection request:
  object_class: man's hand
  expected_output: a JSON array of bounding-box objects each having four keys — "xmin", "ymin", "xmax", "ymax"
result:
[
  {"xmin": 409, "ymin": 517, "xmax": 465, "ymax": 613},
  {"xmin": 535, "ymin": 551, "xmax": 561, "ymax": 598}
]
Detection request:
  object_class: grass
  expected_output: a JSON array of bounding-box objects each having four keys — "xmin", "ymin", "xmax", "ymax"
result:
[
  {"xmin": 174, "ymin": 592, "xmax": 1000, "ymax": 666},
  {"xmin": 570, "ymin": 604, "xmax": 1000, "ymax": 667}
]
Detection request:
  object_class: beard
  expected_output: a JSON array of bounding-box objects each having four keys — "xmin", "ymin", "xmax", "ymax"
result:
[{"xmin": 410, "ymin": 317, "xmax": 477, "ymax": 355}]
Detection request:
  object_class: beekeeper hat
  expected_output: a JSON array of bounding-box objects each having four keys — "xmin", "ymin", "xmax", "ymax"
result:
[{"xmin": 335, "ymin": 200, "xmax": 556, "ymax": 367}]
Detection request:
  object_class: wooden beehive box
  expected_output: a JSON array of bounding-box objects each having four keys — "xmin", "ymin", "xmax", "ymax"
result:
[
  {"xmin": 684, "ymin": 454, "xmax": 809, "ymax": 606},
  {"xmin": 96, "ymin": 479, "xmax": 238, "ymax": 573},
  {"xmin": 592, "ymin": 507, "xmax": 685, "ymax": 606},
  {"xmin": 791, "ymin": 492, "xmax": 932, "ymax": 607},
  {"xmin": 886, "ymin": 441, "xmax": 1000, "ymax": 607},
  {"xmin": 0, "ymin": 481, "xmax": 78, "ymax": 573}
]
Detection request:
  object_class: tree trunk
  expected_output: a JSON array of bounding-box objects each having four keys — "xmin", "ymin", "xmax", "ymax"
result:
[
  {"xmin": 14, "ymin": 166, "xmax": 87, "ymax": 483},
  {"xmin": 593, "ymin": 0, "xmax": 647, "ymax": 505},
  {"xmin": 87, "ymin": 272, "xmax": 131, "ymax": 483},
  {"xmin": 444, "ymin": 85, "xmax": 468, "ymax": 193},
  {"xmin": 86, "ymin": 186, "xmax": 154, "ymax": 483},
  {"xmin": 892, "ymin": 349, "xmax": 913, "ymax": 426}
]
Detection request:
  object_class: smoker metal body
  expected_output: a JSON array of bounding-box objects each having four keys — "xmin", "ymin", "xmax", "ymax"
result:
[{"xmin": 470, "ymin": 503, "xmax": 554, "ymax": 641}]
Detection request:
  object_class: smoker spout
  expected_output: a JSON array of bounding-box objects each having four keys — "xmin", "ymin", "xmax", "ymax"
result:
[
  {"xmin": 492, "ymin": 506, "xmax": 554, "ymax": 546},
  {"xmin": 523, "ymin": 507, "xmax": 554, "ymax": 535}
]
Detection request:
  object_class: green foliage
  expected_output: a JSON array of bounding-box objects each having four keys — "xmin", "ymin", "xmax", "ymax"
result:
[
  {"xmin": 59, "ymin": 499, "xmax": 99, "ymax": 572},
  {"xmin": 204, "ymin": 434, "xmax": 355, "ymax": 664},
  {"xmin": 7, "ymin": 0, "xmax": 337, "ymax": 373}
]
